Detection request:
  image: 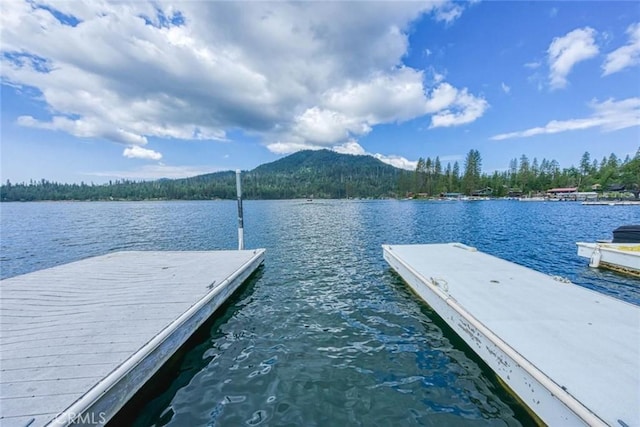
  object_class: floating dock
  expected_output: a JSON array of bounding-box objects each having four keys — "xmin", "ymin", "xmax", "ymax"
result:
[
  {"xmin": 383, "ymin": 243, "xmax": 639, "ymax": 427},
  {"xmin": 1, "ymin": 249, "xmax": 265, "ymax": 427},
  {"xmin": 582, "ymin": 201, "xmax": 640, "ymax": 206}
]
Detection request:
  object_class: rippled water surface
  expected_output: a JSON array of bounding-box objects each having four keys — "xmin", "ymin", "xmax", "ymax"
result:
[{"xmin": 1, "ymin": 200, "xmax": 638, "ymax": 426}]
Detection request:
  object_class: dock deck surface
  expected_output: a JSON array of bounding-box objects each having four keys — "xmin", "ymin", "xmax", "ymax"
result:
[
  {"xmin": 1, "ymin": 249, "xmax": 265, "ymax": 427},
  {"xmin": 383, "ymin": 243, "xmax": 639, "ymax": 427}
]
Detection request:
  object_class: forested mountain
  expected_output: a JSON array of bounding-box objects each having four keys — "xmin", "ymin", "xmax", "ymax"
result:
[
  {"xmin": 246, "ymin": 150, "xmax": 400, "ymax": 198},
  {"xmin": 0, "ymin": 150, "xmax": 401, "ymax": 201},
  {"xmin": 2, "ymin": 148, "xmax": 638, "ymax": 201}
]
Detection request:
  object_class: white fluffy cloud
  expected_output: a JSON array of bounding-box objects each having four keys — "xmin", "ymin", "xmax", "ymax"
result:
[
  {"xmin": 332, "ymin": 140, "xmax": 417, "ymax": 170},
  {"xmin": 332, "ymin": 140, "xmax": 367, "ymax": 156},
  {"xmin": 373, "ymin": 153, "xmax": 418, "ymax": 170},
  {"xmin": 603, "ymin": 22, "xmax": 640, "ymax": 76},
  {"xmin": 17, "ymin": 115, "xmax": 148, "ymax": 145},
  {"xmin": 123, "ymin": 145, "xmax": 162, "ymax": 160},
  {"xmin": 266, "ymin": 74, "xmax": 488, "ymax": 153},
  {"xmin": 291, "ymin": 107, "xmax": 372, "ymax": 146},
  {"xmin": 1, "ymin": 0, "xmax": 485, "ymax": 162},
  {"xmin": 490, "ymin": 97, "xmax": 640, "ymax": 140},
  {"xmin": 434, "ymin": 3, "xmax": 464, "ymax": 24},
  {"xmin": 547, "ymin": 27, "xmax": 599, "ymax": 89},
  {"xmin": 429, "ymin": 87, "xmax": 489, "ymax": 128}
]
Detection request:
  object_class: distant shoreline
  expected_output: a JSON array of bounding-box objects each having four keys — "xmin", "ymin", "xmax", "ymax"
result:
[{"xmin": 2, "ymin": 197, "xmax": 638, "ymax": 203}]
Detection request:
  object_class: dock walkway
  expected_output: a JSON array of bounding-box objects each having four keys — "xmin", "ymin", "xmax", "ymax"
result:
[
  {"xmin": 1, "ymin": 249, "xmax": 265, "ymax": 427},
  {"xmin": 383, "ymin": 243, "xmax": 639, "ymax": 427}
]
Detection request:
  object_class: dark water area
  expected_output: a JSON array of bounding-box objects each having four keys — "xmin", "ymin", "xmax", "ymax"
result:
[{"xmin": 1, "ymin": 200, "xmax": 638, "ymax": 426}]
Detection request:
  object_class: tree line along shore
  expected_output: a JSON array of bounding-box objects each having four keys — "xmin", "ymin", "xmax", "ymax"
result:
[{"xmin": 1, "ymin": 148, "xmax": 638, "ymax": 201}]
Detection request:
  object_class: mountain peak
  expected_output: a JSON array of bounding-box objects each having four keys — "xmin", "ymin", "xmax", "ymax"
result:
[{"xmin": 252, "ymin": 149, "xmax": 400, "ymax": 175}]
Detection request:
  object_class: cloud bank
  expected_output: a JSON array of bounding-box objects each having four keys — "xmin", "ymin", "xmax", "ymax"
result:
[
  {"xmin": 1, "ymin": 0, "xmax": 485, "ymax": 165},
  {"xmin": 490, "ymin": 97, "xmax": 640, "ymax": 140}
]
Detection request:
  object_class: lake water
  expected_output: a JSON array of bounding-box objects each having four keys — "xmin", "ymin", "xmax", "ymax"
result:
[{"xmin": 1, "ymin": 200, "xmax": 638, "ymax": 426}]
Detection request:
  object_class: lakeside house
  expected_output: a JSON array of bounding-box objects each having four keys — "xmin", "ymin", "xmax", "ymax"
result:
[
  {"xmin": 471, "ymin": 187, "xmax": 493, "ymax": 197},
  {"xmin": 546, "ymin": 187, "xmax": 598, "ymax": 201},
  {"xmin": 546, "ymin": 187, "xmax": 578, "ymax": 200},
  {"xmin": 607, "ymin": 184, "xmax": 626, "ymax": 192}
]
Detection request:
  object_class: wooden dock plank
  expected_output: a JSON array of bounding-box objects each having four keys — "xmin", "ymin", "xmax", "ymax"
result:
[
  {"xmin": 383, "ymin": 243, "xmax": 640, "ymax": 427},
  {"xmin": 1, "ymin": 377, "xmax": 102, "ymax": 399},
  {"xmin": 2, "ymin": 394, "xmax": 82, "ymax": 419},
  {"xmin": 0, "ymin": 249, "xmax": 264, "ymax": 427},
  {"xmin": 1, "ymin": 339, "xmax": 143, "ymax": 358}
]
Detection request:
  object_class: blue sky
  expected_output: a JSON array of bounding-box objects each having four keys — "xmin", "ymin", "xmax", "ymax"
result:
[{"xmin": 1, "ymin": 1, "xmax": 639, "ymax": 184}]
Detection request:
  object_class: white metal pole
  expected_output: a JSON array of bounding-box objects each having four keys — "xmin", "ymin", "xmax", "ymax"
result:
[{"xmin": 236, "ymin": 169, "xmax": 244, "ymax": 250}]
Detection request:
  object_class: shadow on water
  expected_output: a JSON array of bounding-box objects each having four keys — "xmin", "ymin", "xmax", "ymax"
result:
[
  {"xmin": 383, "ymin": 270, "xmax": 541, "ymax": 427},
  {"xmin": 114, "ymin": 267, "xmax": 539, "ymax": 427},
  {"xmin": 108, "ymin": 267, "xmax": 265, "ymax": 427}
]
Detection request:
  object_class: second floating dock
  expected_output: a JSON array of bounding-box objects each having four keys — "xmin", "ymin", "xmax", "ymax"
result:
[{"xmin": 383, "ymin": 243, "xmax": 639, "ymax": 427}]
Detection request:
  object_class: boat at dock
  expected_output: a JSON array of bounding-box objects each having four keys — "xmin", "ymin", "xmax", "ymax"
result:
[
  {"xmin": 518, "ymin": 196, "xmax": 546, "ymax": 202},
  {"xmin": 576, "ymin": 243, "xmax": 640, "ymax": 276},
  {"xmin": 577, "ymin": 225, "xmax": 640, "ymax": 276}
]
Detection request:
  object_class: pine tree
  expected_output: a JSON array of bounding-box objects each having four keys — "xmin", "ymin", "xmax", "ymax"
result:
[{"xmin": 462, "ymin": 149, "xmax": 482, "ymax": 195}]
